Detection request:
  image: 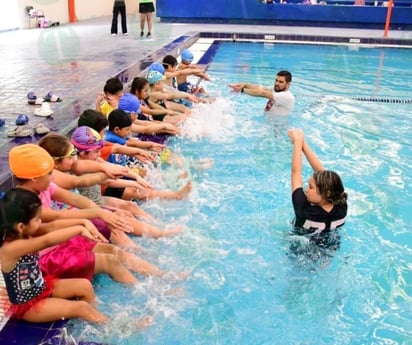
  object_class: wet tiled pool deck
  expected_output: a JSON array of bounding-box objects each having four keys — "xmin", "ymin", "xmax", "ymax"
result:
[{"xmin": 0, "ymin": 15, "xmax": 411, "ymax": 344}]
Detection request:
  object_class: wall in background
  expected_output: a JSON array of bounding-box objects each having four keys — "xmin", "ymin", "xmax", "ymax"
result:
[
  {"xmin": 1, "ymin": 2, "xmax": 20, "ymax": 31},
  {"xmin": 156, "ymin": 0, "xmax": 412, "ymax": 29},
  {"xmin": 7, "ymin": 0, "xmax": 145, "ymax": 31}
]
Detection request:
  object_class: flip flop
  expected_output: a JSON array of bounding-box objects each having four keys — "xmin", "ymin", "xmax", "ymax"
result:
[
  {"xmin": 34, "ymin": 123, "xmax": 50, "ymax": 135},
  {"xmin": 15, "ymin": 114, "xmax": 29, "ymax": 126},
  {"xmin": 27, "ymin": 92, "xmax": 44, "ymax": 105},
  {"xmin": 0, "ymin": 119, "xmax": 5, "ymax": 127},
  {"xmin": 7, "ymin": 126, "xmax": 33, "ymax": 138},
  {"xmin": 34, "ymin": 103, "xmax": 53, "ymax": 117},
  {"xmin": 44, "ymin": 91, "xmax": 62, "ymax": 102}
]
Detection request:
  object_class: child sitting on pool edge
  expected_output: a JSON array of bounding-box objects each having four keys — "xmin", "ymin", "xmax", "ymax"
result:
[
  {"xmin": 70, "ymin": 126, "xmax": 185, "ymax": 237},
  {"xmin": 175, "ymin": 50, "xmax": 211, "ymax": 94},
  {"xmin": 8, "ymin": 144, "xmax": 165, "ymax": 283},
  {"xmin": 83, "ymin": 111, "xmax": 193, "ymax": 201},
  {"xmin": 95, "ymin": 76, "xmax": 124, "ymax": 117},
  {"xmin": 0, "ymin": 188, "xmax": 108, "ymax": 324}
]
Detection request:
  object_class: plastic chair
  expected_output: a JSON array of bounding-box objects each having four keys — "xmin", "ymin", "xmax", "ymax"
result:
[{"xmin": 25, "ymin": 6, "xmax": 45, "ymax": 29}]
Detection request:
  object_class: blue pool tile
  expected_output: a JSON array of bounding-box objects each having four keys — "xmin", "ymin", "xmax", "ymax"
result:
[
  {"xmin": 0, "ymin": 319, "xmax": 53, "ymax": 345},
  {"xmin": 0, "ymin": 318, "xmax": 108, "ymax": 344}
]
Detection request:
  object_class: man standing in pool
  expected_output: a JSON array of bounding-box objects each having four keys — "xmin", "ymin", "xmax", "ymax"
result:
[{"xmin": 228, "ymin": 70, "xmax": 295, "ymax": 116}]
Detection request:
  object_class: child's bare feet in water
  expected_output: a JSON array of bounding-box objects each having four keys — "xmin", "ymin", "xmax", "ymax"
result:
[
  {"xmin": 136, "ymin": 316, "xmax": 154, "ymax": 330},
  {"xmin": 176, "ymin": 181, "xmax": 193, "ymax": 199},
  {"xmin": 191, "ymin": 158, "xmax": 214, "ymax": 170},
  {"xmin": 144, "ymin": 181, "xmax": 192, "ymax": 200},
  {"xmin": 163, "ymin": 270, "xmax": 190, "ymax": 282},
  {"xmin": 163, "ymin": 225, "xmax": 184, "ymax": 236},
  {"xmin": 106, "ymin": 315, "xmax": 153, "ymax": 333},
  {"xmin": 178, "ymin": 170, "xmax": 190, "ymax": 180}
]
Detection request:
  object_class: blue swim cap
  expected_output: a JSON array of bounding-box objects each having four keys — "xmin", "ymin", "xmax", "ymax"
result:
[
  {"xmin": 118, "ymin": 93, "xmax": 141, "ymax": 113},
  {"xmin": 181, "ymin": 49, "xmax": 193, "ymax": 63},
  {"xmin": 148, "ymin": 62, "xmax": 165, "ymax": 75},
  {"xmin": 146, "ymin": 71, "xmax": 166, "ymax": 85}
]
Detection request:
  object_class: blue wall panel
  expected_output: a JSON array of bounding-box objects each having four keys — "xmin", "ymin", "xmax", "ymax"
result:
[{"xmin": 156, "ymin": 0, "xmax": 412, "ymax": 28}]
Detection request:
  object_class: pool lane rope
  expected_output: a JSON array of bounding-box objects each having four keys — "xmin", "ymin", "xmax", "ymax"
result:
[
  {"xmin": 301, "ymin": 95, "xmax": 412, "ymax": 104},
  {"xmin": 350, "ymin": 97, "xmax": 412, "ymax": 103}
]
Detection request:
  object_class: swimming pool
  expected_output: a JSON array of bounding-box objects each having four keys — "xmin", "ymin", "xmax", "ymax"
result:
[{"xmin": 69, "ymin": 42, "xmax": 412, "ymax": 344}]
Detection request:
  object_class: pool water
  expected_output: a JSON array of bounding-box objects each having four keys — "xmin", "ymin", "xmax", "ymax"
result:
[{"xmin": 70, "ymin": 42, "xmax": 412, "ymax": 344}]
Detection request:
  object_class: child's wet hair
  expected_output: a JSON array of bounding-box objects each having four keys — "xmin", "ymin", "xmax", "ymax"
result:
[
  {"xmin": 130, "ymin": 77, "xmax": 149, "ymax": 95},
  {"xmin": 103, "ymin": 77, "xmax": 123, "ymax": 95},
  {"xmin": 162, "ymin": 55, "xmax": 178, "ymax": 69},
  {"xmin": 38, "ymin": 133, "xmax": 72, "ymax": 159},
  {"xmin": 313, "ymin": 170, "xmax": 347, "ymax": 205},
  {"xmin": 108, "ymin": 109, "xmax": 132, "ymax": 130},
  {"xmin": 0, "ymin": 188, "xmax": 42, "ymax": 245},
  {"xmin": 78, "ymin": 109, "xmax": 108, "ymax": 133}
]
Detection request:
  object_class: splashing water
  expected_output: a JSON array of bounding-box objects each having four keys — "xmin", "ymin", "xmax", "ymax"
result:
[{"xmin": 67, "ymin": 42, "xmax": 412, "ymax": 344}]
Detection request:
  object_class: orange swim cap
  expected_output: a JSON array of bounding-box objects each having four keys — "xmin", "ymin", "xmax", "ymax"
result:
[{"xmin": 9, "ymin": 144, "xmax": 54, "ymax": 179}]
